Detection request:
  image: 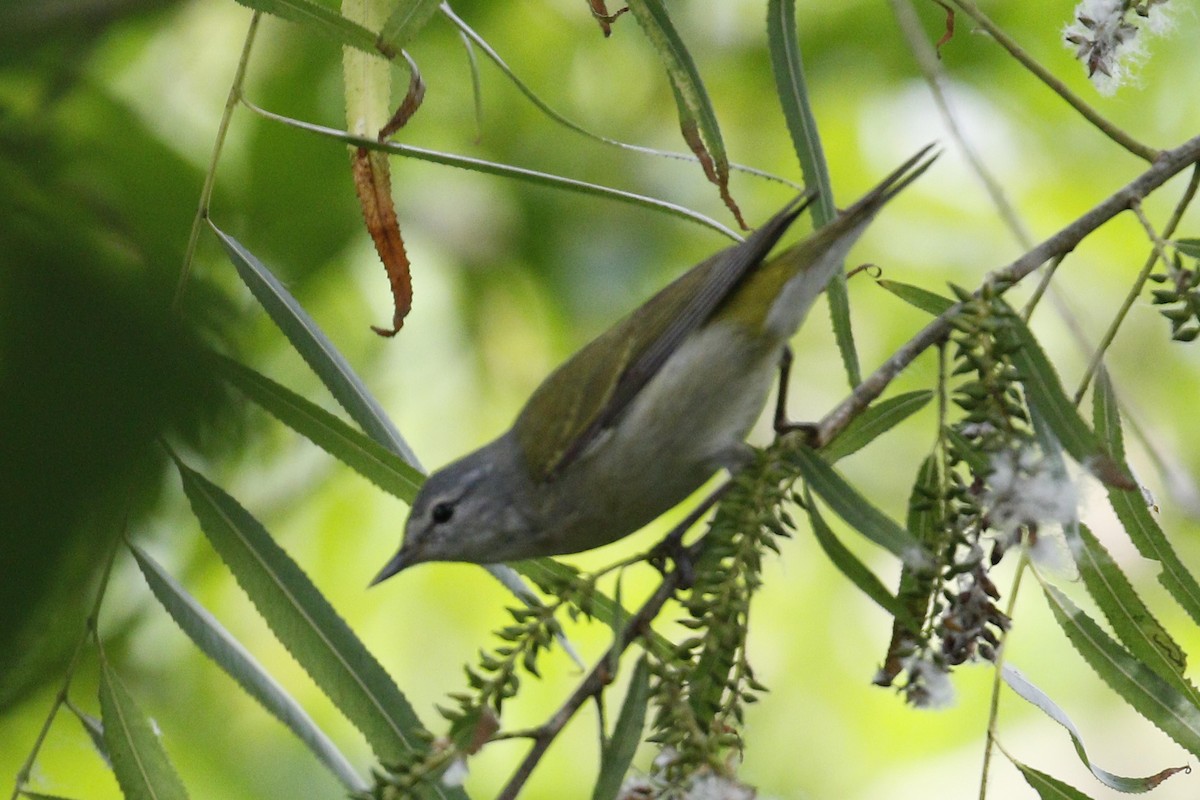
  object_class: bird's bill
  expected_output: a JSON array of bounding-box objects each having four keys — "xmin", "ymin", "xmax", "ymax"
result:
[{"xmin": 369, "ymin": 547, "xmax": 411, "ymax": 586}]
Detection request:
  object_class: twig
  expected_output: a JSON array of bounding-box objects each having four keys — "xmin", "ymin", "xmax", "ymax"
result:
[
  {"xmin": 945, "ymin": 0, "xmax": 1159, "ymax": 162},
  {"xmin": 496, "ymin": 570, "xmax": 683, "ymax": 800},
  {"xmin": 815, "ymin": 130, "xmax": 1200, "ymax": 447},
  {"xmin": 173, "ymin": 12, "xmax": 261, "ymax": 311},
  {"xmin": 1074, "ymin": 164, "xmax": 1200, "ymax": 403},
  {"xmin": 977, "ymin": 550, "xmax": 1030, "ymax": 800},
  {"xmin": 493, "ymin": 498, "xmax": 722, "ymax": 800},
  {"xmin": 10, "ymin": 531, "xmax": 123, "ymax": 800}
]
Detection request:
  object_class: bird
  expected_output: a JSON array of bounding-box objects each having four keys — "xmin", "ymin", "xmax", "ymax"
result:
[{"xmin": 373, "ymin": 146, "xmax": 936, "ymax": 583}]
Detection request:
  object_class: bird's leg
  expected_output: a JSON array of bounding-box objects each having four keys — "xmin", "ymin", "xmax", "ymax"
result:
[
  {"xmin": 647, "ymin": 483, "xmax": 732, "ymax": 588},
  {"xmin": 773, "ymin": 345, "xmax": 818, "ymax": 444}
]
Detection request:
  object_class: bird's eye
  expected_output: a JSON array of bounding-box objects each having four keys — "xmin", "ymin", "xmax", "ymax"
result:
[{"xmin": 430, "ymin": 502, "xmax": 454, "ymax": 524}]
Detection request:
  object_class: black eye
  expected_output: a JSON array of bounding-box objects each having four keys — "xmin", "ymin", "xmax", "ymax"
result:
[{"xmin": 430, "ymin": 502, "xmax": 454, "ymax": 524}]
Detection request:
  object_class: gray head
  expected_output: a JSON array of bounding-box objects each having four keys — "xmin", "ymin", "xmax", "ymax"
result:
[{"xmin": 371, "ymin": 433, "xmax": 537, "ymax": 584}]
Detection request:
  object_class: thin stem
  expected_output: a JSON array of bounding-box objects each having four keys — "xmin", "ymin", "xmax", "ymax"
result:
[
  {"xmin": 945, "ymin": 0, "xmax": 1159, "ymax": 162},
  {"xmin": 240, "ymin": 98, "xmax": 741, "ymax": 241},
  {"xmin": 1019, "ymin": 253, "xmax": 1066, "ymax": 322},
  {"xmin": 173, "ymin": 12, "xmax": 262, "ymax": 311},
  {"xmin": 437, "ymin": 2, "xmax": 802, "ymax": 191},
  {"xmin": 890, "ymin": 0, "xmax": 1033, "ymax": 249},
  {"xmin": 493, "ymin": 491, "xmax": 729, "ymax": 800},
  {"xmin": 496, "ymin": 571, "xmax": 682, "ymax": 800},
  {"xmin": 978, "ymin": 549, "xmax": 1029, "ymax": 800},
  {"xmin": 10, "ymin": 532, "xmax": 123, "ymax": 800},
  {"xmin": 1074, "ymin": 165, "xmax": 1200, "ymax": 403}
]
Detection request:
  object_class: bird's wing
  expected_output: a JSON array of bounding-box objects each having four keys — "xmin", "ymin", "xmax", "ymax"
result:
[{"xmin": 515, "ymin": 194, "xmax": 812, "ymax": 481}]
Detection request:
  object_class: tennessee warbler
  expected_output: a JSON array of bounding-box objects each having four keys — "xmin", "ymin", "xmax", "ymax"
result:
[{"xmin": 373, "ymin": 147, "xmax": 936, "ymax": 581}]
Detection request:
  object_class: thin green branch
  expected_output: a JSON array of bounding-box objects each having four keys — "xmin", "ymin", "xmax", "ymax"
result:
[
  {"xmin": 978, "ymin": 550, "xmax": 1029, "ymax": 800},
  {"xmin": 1074, "ymin": 165, "xmax": 1200, "ymax": 403},
  {"xmin": 10, "ymin": 532, "xmax": 124, "ymax": 800},
  {"xmin": 240, "ymin": 98, "xmax": 741, "ymax": 239},
  {"xmin": 174, "ymin": 12, "xmax": 262, "ymax": 311},
  {"xmin": 945, "ymin": 0, "xmax": 1158, "ymax": 162},
  {"xmin": 437, "ymin": 2, "xmax": 801, "ymax": 191}
]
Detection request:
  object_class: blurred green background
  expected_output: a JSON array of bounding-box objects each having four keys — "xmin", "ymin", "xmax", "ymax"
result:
[{"xmin": 3, "ymin": 0, "xmax": 1200, "ymax": 797}]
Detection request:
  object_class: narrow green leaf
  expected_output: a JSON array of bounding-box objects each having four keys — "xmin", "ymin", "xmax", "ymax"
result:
[
  {"xmin": 208, "ymin": 221, "xmax": 421, "ymax": 468},
  {"xmin": 20, "ymin": 792, "xmax": 84, "ymax": 800},
  {"xmin": 877, "ymin": 279, "xmax": 956, "ymax": 316},
  {"xmin": 789, "ymin": 445, "xmax": 930, "ymax": 568},
  {"xmin": 241, "ymin": 105, "xmax": 739, "ymax": 239},
  {"xmin": 1108, "ymin": 484, "xmax": 1200, "ymax": 626},
  {"xmin": 805, "ymin": 496, "xmax": 917, "ymax": 627},
  {"xmin": 765, "ymin": 0, "xmax": 859, "ymax": 386},
  {"xmin": 766, "ymin": 0, "xmax": 831, "ymax": 221},
  {"xmin": 1072, "ymin": 526, "xmax": 1195, "ymax": 701},
  {"xmin": 376, "ymin": 0, "xmax": 440, "ymax": 56},
  {"xmin": 214, "ymin": 353, "xmax": 423, "ymax": 503},
  {"xmin": 99, "ymin": 661, "xmax": 189, "ymax": 800},
  {"xmin": 1091, "ymin": 366, "xmax": 1124, "ymax": 462},
  {"xmin": 876, "ymin": 454, "xmax": 942, "ymax": 686},
  {"xmin": 1004, "ymin": 663, "xmax": 1189, "ymax": 792},
  {"xmin": 130, "ymin": 544, "xmax": 368, "ymax": 792},
  {"xmin": 1090, "ymin": 360, "xmax": 1200, "ymax": 625},
  {"xmin": 1042, "ymin": 583, "xmax": 1200, "ymax": 760},
  {"xmin": 171, "ymin": 455, "xmax": 461, "ymax": 800},
  {"xmin": 1003, "ymin": 304, "xmax": 1119, "ymax": 478},
  {"xmin": 1174, "ymin": 238, "xmax": 1200, "ymax": 259},
  {"xmin": 592, "ymin": 657, "xmax": 652, "ymax": 800},
  {"xmin": 825, "ymin": 267, "xmax": 862, "ymax": 387},
  {"xmin": 66, "ymin": 701, "xmax": 110, "ymax": 767},
  {"xmin": 1012, "ymin": 759, "xmax": 1100, "ymax": 800},
  {"xmin": 822, "ymin": 390, "xmax": 932, "ymax": 462},
  {"xmin": 233, "ymin": 0, "xmax": 379, "ymax": 53},
  {"xmin": 624, "ymin": 0, "xmax": 733, "ymax": 212}
]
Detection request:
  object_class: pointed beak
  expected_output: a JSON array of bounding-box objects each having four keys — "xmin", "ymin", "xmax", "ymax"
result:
[{"xmin": 369, "ymin": 547, "xmax": 411, "ymax": 587}]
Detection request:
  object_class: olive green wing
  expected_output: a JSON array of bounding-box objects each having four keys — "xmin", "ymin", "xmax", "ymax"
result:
[{"xmin": 515, "ymin": 195, "xmax": 812, "ymax": 481}]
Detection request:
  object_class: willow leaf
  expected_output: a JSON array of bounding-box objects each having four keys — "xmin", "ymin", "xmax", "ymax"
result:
[
  {"xmin": 876, "ymin": 279, "xmax": 956, "ymax": 316},
  {"xmin": 376, "ymin": 0, "xmax": 439, "ymax": 56},
  {"xmin": 805, "ymin": 495, "xmax": 916, "ymax": 627},
  {"xmin": 1088, "ymin": 358, "xmax": 1200, "ymax": 625},
  {"xmin": 99, "ymin": 661, "xmax": 189, "ymax": 800},
  {"xmin": 593, "ymin": 656, "xmax": 652, "ymax": 800},
  {"xmin": 1012, "ymin": 760, "xmax": 1099, "ymax": 800},
  {"xmin": 765, "ymin": 0, "xmax": 860, "ymax": 386},
  {"xmin": 1072, "ymin": 526, "xmax": 1195, "ymax": 702},
  {"xmin": 1004, "ymin": 663, "xmax": 1189, "ymax": 792},
  {"xmin": 130, "ymin": 544, "xmax": 367, "ymax": 791},
  {"xmin": 1042, "ymin": 583, "xmax": 1200, "ymax": 760},
  {"xmin": 1091, "ymin": 366, "xmax": 1124, "ymax": 461},
  {"xmin": 209, "ymin": 220, "xmax": 420, "ymax": 468},
  {"xmin": 1003, "ymin": 303, "xmax": 1117, "ymax": 476},
  {"xmin": 789, "ymin": 445, "xmax": 929, "ymax": 568},
  {"xmin": 233, "ymin": 0, "xmax": 378, "ymax": 53},
  {"xmin": 214, "ymin": 354, "xmax": 422, "ymax": 503},
  {"xmin": 625, "ymin": 0, "xmax": 734, "ymax": 218},
  {"xmin": 822, "ymin": 390, "xmax": 932, "ymax": 463},
  {"xmin": 171, "ymin": 455, "xmax": 461, "ymax": 800}
]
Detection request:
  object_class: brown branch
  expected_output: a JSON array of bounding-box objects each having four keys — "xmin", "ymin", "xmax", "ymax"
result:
[
  {"xmin": 815, "ymin": 131, "xmax": 1200, "ymax": 447},
  {"xmin": 493, "ymin": 488, "xmax": 728, "ymax": 800},
  {"xmin": 495, "ymin": 571, "xmax": 682, "ymax": 800}
]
